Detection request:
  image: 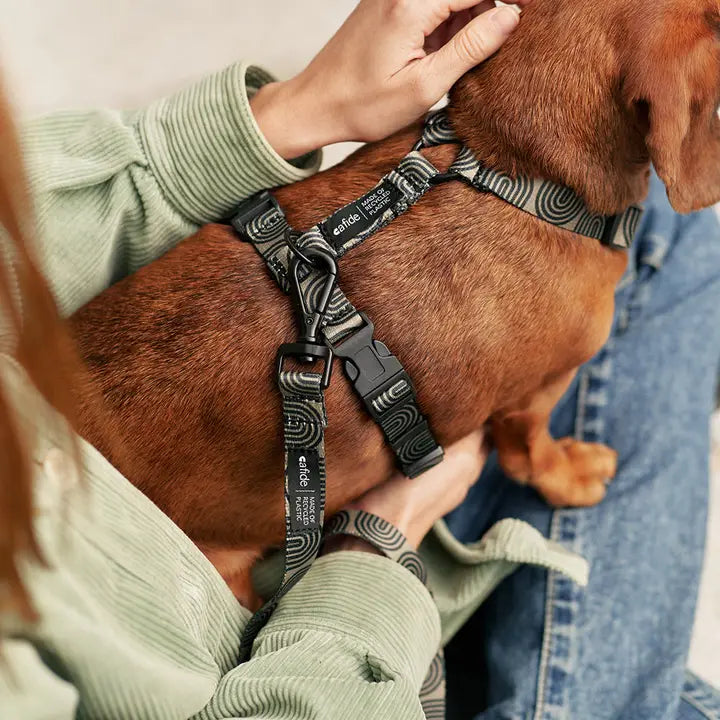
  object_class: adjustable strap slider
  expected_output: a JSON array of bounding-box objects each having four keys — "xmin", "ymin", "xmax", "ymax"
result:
[
  {"xmin": 231, "ymin": 190, "xmax": 282, "ymax": 238},
  {"xmin": 277, "ymin": 342, "xmax": 334, "ymax": 390},
  {"xmin": 600, "ymin": 214, "xmax": 623, "ymax": 248}
]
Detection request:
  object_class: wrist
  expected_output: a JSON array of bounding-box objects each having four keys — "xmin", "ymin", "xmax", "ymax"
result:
[
  {"xmin": 349, "ymin": 494, "xmax": 424, "ymax": 549},
  {"xmin": 321, "ymin": 536, "xmax": 384, "ymax": 556},
  {"xmin": 250, "ymin": 75, "xmax": 347, "ymax": 159}
]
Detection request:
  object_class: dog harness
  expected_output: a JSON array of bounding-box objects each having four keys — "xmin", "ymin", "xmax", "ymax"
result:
[{"xmin": 231, "ymin": 108, "xmax": 644, "ymax": 712}]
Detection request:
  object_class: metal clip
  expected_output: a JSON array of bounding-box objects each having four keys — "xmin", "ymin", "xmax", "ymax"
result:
[
  {"xmin": 277, "ymin": 247, "xmax": 338, "ymax": 389},
  {"xmin": 288, "ymin": 248, "xmax": 338, "ymax": 348}
]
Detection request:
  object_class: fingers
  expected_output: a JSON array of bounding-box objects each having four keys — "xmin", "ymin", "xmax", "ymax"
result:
[
  {"xmin": 345, "ymin": 428, "xmax": 488, "ymax": 548},
  {"xmin": 430, "ymin": 0, "xmax": 526, "ymax": 14},
  {"xmin": 440, "ymin": 429, "xmax": 488, "ymax": 484},
  {"xmin": 420, "ymin": 5, "xmax": 520, "ymax": 97},
  {"xmin": 424, "ymin": 9, "xmax": 474, "ymax": 54}
]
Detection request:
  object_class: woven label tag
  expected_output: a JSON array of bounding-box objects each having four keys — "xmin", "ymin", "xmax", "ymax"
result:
[
  {"xmin": 322, "ymin": 180, "xmax": 401, "ymax": 248},
  {"xmin": 287, "ymin": 449, "xmax": 322, "ymax": 531}
]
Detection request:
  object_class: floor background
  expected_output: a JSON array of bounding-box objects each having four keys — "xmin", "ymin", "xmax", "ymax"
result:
[{"xmin": 2, "ymin": 0, "xmax": 717, "ymax": 690}]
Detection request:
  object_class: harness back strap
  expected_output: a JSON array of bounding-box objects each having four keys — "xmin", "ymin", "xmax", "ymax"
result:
[
  {"xmin": 238, "ymin": 369, "xmax": 327, "ymax": 660},
  {"xmin": 324, "ymin": 510, "xmax": 445, "ymax": 720}
]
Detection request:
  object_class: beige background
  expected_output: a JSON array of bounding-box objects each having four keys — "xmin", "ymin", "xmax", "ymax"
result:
[{"xmin": 1, "ymin": 0, "xmax": 717, "ymax": 689}]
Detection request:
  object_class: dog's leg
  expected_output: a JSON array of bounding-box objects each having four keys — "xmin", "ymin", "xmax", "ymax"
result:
[
  {"xmin": 491, "ymin": 372, "xmax": 617, "ymax": 507},
  {"xmin": 199, "ymin": 545, "xmax": 264, "ymax": 611}
]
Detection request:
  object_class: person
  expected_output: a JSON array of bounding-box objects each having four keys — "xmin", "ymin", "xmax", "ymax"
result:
[{"xmin": 0, "ymin": 1, "xmax": 718, "ymax": 719}]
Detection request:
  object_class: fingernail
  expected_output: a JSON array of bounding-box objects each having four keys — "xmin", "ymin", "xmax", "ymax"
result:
[{"xmin": 492, "ymin": 6, "xmax": 520, "ymax": 35}]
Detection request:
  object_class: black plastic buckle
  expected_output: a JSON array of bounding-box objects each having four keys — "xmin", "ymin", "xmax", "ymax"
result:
[
  {"xmin": 600, "ymin": 214, "xmax": 624, "ymax": 248},
  {"xmin": 277, "ymin": 342, "xmax": 334, "ymax": 389},
  {"xmin": 331, "ymin": 312, "xmax": 404, "ymax": 399},
  {"xmin": 331, "ymin": 312, "xmax": 444, "ymax": 478},
  {"xmin": 231, "ymin": 191, "xmax": 282, "ymax": 239}
]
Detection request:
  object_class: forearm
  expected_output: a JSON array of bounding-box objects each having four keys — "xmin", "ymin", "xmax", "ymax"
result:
[
  {"xmin": 197, "ymin": 553, "xmax": 439, "ymax": 719},
  {"xmin": 21, "ymin": 62, "xmax": 320, "ymax": 317}
]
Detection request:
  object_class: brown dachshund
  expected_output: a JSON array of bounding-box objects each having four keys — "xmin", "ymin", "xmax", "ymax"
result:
[{"xmin": 69, "ymin": 0, "xmax": 720, "ymax": 598}]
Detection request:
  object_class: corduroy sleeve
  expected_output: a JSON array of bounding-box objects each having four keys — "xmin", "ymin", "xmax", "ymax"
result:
[
  {"xmin": 19, "ymin": 62, "xmax": 320, "ymax": 317},
  {"xmin": 194, "ymin": 552, "xmax": 441, "ymax": 719}
]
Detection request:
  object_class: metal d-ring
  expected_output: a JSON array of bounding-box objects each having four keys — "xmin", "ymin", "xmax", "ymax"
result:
[{"xmin": 283, "ymin": 227, "xmax": 318, "ymax": 268}]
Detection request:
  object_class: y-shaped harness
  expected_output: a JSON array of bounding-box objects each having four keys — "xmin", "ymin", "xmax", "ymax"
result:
[{"xmin": 231, "ymin": 110, "xmax": 643, "ymax": 683}]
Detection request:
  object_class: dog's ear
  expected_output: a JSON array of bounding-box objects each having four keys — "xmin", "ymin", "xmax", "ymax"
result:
[{"xmin": 625, "ymin": 8, "xmax": 720, "ymax": 213}]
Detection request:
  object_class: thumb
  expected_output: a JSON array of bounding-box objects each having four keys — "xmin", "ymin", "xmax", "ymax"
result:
[{"xmin": 423, "ymin": 6, "xmax": 520, "ymax": 95}]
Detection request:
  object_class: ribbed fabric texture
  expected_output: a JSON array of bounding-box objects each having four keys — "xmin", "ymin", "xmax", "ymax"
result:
[
  {"xmin": 1, "ymin": 62, "xmax": 588, "ymax": 718},
  {"xmin": 1, "ymin": 354, "xmax": 437, "ymax": 719},
  {"xmin": 16, "ymin": 61, "xmax": 319, "ymax": 320},
  {"xmin": 139, "ymin": 65, "xmax": 319, "ymax": 226}
]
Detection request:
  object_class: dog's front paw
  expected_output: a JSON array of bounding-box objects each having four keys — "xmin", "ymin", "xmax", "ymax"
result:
[{"xmin": 529, "ymin": 439, "xmax": 617, "ymax": 508}]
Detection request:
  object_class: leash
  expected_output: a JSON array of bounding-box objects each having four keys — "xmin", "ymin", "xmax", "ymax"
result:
[{"xmin": 232, "ymin": 108, "xmax": 643, "ymax": 670}]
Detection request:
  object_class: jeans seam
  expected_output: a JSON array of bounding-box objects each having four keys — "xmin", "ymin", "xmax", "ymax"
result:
[
  {"xmin": 682, "ymin": 672, "xmax": 720, "ymax": 720},
  {"xmin": 682, "ymin": 691, "xmax": 720, "ymax": 720},
  {"xmin": 532, "ymin": 543, "xmax": 559, "ymax": 720},
  {"xmin": 533, "ymin": 340, "xmax": 614, "ymax": 720}
]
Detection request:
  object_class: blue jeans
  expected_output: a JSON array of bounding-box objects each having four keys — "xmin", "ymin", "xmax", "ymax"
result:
[{"xmin": 445, "ymin": 172, "xmax": 720, "ymax": 720}]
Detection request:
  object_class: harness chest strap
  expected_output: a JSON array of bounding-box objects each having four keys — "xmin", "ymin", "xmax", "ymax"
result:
[
  {"xmin": 238, "ymin": 368, "xmax": 328, "ymax": 660},
  {"xmin": 232, "ymin": 150, "xmax": 447, "ymax": 661}
]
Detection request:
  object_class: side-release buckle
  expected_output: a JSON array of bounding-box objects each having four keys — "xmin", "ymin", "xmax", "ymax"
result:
[
  {"xmin": 331, "ymin": 312, "xmax": 403, "ymax": 398},
  {"xmin": 331, "ymin": 312, "xmax": 444, "ymax": 478}
]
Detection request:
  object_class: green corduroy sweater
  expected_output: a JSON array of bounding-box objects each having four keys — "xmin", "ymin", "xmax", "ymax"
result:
[{"xmin": 0, "ymin": 62, "xmax": 589, "ymax": 719}]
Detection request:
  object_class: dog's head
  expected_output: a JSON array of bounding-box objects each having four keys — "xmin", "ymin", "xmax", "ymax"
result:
[{"xmin": 451, "ymin": 0, "xmax": 720, "ymax": 214}]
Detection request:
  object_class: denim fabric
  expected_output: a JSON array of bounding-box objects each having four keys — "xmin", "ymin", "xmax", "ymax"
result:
[{"xmin": 445, "ymin": 172, "xmax": 720, "ymax": 720}]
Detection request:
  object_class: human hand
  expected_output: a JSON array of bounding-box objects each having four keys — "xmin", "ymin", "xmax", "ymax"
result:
[
  {"xmin": 326, "ymin": 430, "xmax": 488, "ymax": 553},
  {"xmin": 251, "ymin": 1, "xmax": 529, "ymax": 159}
]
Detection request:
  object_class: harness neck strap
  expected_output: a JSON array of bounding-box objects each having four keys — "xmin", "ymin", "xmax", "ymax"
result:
[{"xmin": 418, "ymin": 109, "xmax": 643, "ymax": 249}]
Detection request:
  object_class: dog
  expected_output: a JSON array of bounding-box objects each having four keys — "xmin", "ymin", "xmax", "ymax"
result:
[{"xmin": 68, "ymin": 0, "xmax": 720, "ymax": 601}]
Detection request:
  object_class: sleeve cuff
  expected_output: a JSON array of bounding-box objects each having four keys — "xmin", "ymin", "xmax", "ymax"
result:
[
  {"xmin": 137, "ymin": 61, "xmax": 322, "ymax": 224},
  {"xmin": 261, "ymin": 552, "xmax": 441, "ymax": 691}
]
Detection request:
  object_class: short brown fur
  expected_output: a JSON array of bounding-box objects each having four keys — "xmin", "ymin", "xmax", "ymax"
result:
[{"xmin": 69, "ymin": 0, "xmax": 720, "ymax": 601}]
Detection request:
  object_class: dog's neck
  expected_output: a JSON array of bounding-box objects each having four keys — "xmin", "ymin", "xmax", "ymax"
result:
[{"xmin": 448, "ymin": 4, "xmax": 650, "ymax": 216}]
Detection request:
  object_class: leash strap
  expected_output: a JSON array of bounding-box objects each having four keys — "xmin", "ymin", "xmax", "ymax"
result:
[
  {"xmin": 324, "ymin": 510, "xmax": 445, "ymax": 720},
  {"xmin": 238, "ymin": 369, "xmax": 328, "ymax": 660}
]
